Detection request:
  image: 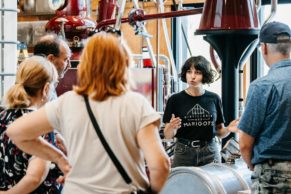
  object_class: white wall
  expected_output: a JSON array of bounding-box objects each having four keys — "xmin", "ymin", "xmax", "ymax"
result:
[{"xmin": 0, "ymin": 0, "xmax": 17, "ymax": 99}]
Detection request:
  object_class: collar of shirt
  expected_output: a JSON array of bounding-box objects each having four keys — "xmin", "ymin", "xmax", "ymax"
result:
[{"xmin": 270, "ymin": 59, "xmax": 291, "ymax": 72}]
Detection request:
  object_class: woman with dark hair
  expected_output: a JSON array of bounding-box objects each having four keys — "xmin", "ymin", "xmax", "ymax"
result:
[
  {"xmin": 7, "ymin": 33, "xmax": 170, "ymax": 194},
  {"xmin": 163, "ymin": 55, "xmax": 238, "ymax": 167}
]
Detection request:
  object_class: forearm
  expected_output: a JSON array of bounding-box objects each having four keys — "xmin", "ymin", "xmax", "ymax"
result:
[
  {"xmin": 216, "ymin": 120, "xmax": 239, "ymax": 139},
  {"xmin": 163, "ymin": 123, "xmax": 176, "ymax": 139},
  {"xmin": 149, "ymin": 164, "xmax": 170, "ymax": 193},
  {"xmin": 240, "ymin": 147, "xmax": 254, "ymax": 170},
  {"xmin": 239, "ymin": 130, "xmax": 255, "ymax": 170},
  {"xmin": 217, "ymin": 127, "xmax": 230, "ymax": 139},
  {"xmin": 5, "ymin": 175, "xmax": 44, "ymax": 194},
  {"xmin": 15, "ymin": 137, "xmax": 65, "ymax": 164},
  {"xmin": 137, "ymin": 123, "xmax": 170, "ymax": 193}
]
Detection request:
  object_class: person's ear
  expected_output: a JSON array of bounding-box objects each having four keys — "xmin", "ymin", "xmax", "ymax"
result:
[
  {"xmin": 42, "ymin": 82, "xmax": 50, "ymax": 99},
  {"xmin": 262, "ymin": 43, "xmax": 268, "ymax": 55},
  {"xmin": 47, "ymin": 54, "xmax": 55, "ymax": 63}
]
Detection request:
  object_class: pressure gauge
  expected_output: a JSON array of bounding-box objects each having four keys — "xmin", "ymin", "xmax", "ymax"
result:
[{"xmin": 48, "ymin": 0, "xmax": 67, "ymax": 11}]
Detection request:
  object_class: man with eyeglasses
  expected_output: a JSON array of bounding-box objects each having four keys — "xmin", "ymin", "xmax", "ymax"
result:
[
  {"xmin": 34, "ymin": 34, "xmax": 72, "ymax": 81},
  {"xmin": 237, "ymin": 21, "xmax": 291, "ymax": 193}
]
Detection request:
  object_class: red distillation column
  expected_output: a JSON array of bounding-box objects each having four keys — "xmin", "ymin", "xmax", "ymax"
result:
[{"xmin": 46, "ymin": 0, "xmax": 96, "ymax": 60}]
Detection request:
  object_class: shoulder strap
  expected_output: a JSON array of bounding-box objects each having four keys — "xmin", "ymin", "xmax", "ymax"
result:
[{"xmin": 83, "ymin": 95, "xmax": 132, "ymax": 184}]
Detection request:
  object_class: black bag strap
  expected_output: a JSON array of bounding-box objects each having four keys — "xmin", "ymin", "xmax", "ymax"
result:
[{"xmin": 83, "ymin": 95, "xmax": 132, "ymax": 184}]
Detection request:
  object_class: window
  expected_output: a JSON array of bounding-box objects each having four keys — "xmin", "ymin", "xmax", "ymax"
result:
[{"xmin": 261, "ymin": 4, "xmax": 291, "ymax": 75}]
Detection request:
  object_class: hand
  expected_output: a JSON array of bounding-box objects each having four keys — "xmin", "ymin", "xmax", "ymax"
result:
[
  {"xmin": 55, "ymin": 155, "xmax": 71, "ymax": 179},
  {"xmin": 57, "ymin": 175, "xmax": 66, "ymax": 184},
  {"xmin": 248, "ymin": 164, "xmax": 254, "ymax": 171},
  {"xmin": 227, "ymin": 118, "xmax": 240, "ymax": 133},
  {"xmin": 169, "ymin": 114, "xmax": 181, "ymax": 130}
]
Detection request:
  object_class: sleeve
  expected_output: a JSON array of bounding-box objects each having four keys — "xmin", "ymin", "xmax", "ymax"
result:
[
  {"xmin": 138, "ymin": 95, "xmax": 161, "ymax": 129},
  {"xmin": 45, "ymin": 96, "xmax": 63, "ymax": 133},
  {"xmin": 162, "ymin": 96, "xmax": 174, "ymax": 123},
  {"xmin": 238, "ymin": 82, "xmax": 275, "ymax": 137},
  {"xmin": 215, "ymin": 95, "xmax": 225, "ymax": 124}
]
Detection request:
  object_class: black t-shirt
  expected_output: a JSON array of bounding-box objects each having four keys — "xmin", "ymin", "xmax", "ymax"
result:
[{"xmin": 163, "ymin": 90, "xmax": 225, "ymax": 141}]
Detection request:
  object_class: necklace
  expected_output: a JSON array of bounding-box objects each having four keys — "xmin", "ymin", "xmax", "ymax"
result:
[{"xmin": 185, "ymin": 88, "xmax": 205, "ymax": 96}]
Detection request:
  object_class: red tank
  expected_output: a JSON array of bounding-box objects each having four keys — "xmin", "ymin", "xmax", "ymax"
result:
[
  {"xmin": 47, "ymin": 0, "xmax": 96, "ymax": 96},
  {"xmin": 198, "ymin": 0, "xmax": 259, "ymax": 30},
  {"xmin": 46, "ymin": 0, "xmax": 95, "ymax": 48},
  {"xmin": 97, "ymin": 0, "xmax": 117, "ymax": 23}
]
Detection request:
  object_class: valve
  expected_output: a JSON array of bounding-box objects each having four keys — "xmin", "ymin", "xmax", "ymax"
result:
[{"xmin": 128, "ymin": 8, "xmax": 152, "ymax": 38}]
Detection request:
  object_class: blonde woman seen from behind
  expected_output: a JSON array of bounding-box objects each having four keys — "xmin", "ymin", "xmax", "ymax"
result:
[
  {"xmin": 7, "ymin": 33, "xmax": 170, "ymax": 194},
  {"xmin": 0, "ymin": 56, "xmax": 61, "ymax": 194}
]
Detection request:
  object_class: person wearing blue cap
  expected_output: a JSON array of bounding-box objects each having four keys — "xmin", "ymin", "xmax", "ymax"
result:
[{"xmin": 237, "ymin": 21, "xmax": 291, "ymax": 193}]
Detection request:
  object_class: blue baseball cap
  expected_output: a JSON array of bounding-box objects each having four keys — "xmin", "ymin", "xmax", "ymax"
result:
[{"xmin": 259, "ymin": 21, "xmax": 291, "ymax": 43}]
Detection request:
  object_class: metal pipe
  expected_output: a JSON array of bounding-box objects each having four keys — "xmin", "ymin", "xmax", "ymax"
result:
[
  {"xmin": 255, "ymin": 0, "xmax": 262, "ymax": 14},
  {"xmin": 0, "ymin": 8, "xmax": 18, "ymax": 12},
  {"xmin": 156, "ymin": 6, "xmax": 161, "ymax": 112},
  {"xmin": 0, "ymin": 0, "xmax": 17, "ymax": 99},
  {"xmin": 114, "ymin": 0, "xmax": 126, "ymax": 31},
  {"xmin": 263, "ymin": 0, "xmax": 277, "ymax": 25},
  {"xmin": 238, "ymin": 39, "xmax": 259, "ymax": 69},
  {"xmin": 237, "ymin": 0, "xmax": 277, "ymax": 117},
  {"xmin": 181, "ymin": 23, "xmax": 192, "ymax": 57},
  {"xmin": 177, "ymin": 0, "xmax": 192, "ymax": 58},
  {"xmin": 1, "ymin": 0, "xmax": 4, "ymax": 98},
  {"xmin": 157, "ymin": 0, "xmax": 177, "ymax": 81},
  {"xmin": 96, "ymin": 8, "xmax": 203, "ymax": 30},
  {"xmin": 209, "ymin": 46, "xmax": 221, "ymax": 74},
  {"xmin": 0, "ymin": 40, "xmax": 18, "ymax": 44},
  {"xmin": 0, "ymin": 73, "xmax": 16, "ymax": 76},
  {"xmin": 131, "ymin": 0, "xmax": 157, "ymax": 68},
  {"xmin": 86, "ymin": 0, "xmax": 91, "ymax": 16},
  {"xmin": 238, "ymin": 0, "xmax": 277, "ymax": 69}
]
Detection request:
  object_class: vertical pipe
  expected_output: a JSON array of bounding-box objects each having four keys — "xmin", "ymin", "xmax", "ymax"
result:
[
  {"xmin": 0, "ymin": 0, "xmax": 17, "ymax": 98},
  {"xmin": 156, "ymin": 6, "xmax": 160, "ymax": 111},
  {"xmin": 157, "ymin": 0, "xmax": 177, "ymax": 80},
  {"xmin": 114, "ymin": 0, "xmax": 126, "ymax": 31},
  {"xmin": 175, "ymin": 16, "xmax": 182, "ymax": 92},
  {"xmin": 1, "ymin": 0, "xmax": 4, "ymax": 97},
  {"xmin": 221, "ymin": 40, "xmax": 239, "ymax": 124},
  {"xmin": 250, "ymin": 46, "xmax": 261, "ymax": 82},
  {"xmin": 203, "ymin": 32, "xmax": 258, "ymax": 145},
  {"xmin": 86, "ymin": 0, "xmax": 91, "ymax": 16},
  {"xmin": 131, "ymin": 0, "xmax": 157, "ymax": 68}
]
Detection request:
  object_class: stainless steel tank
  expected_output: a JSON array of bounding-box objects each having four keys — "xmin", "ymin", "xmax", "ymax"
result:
[{"xmin": 161, "ymin": 159, "xmax": 251, "ymax": 194}]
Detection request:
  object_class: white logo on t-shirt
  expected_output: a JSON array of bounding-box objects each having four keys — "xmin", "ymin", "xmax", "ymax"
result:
[{"xmin": 183, "ymin": 104, "xmax": 213, "ymax": 127}]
